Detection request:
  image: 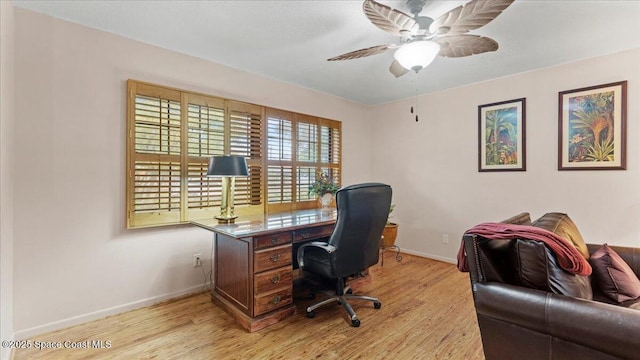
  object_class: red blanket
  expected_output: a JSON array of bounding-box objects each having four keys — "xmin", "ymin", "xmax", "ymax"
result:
[{"xmin": 457, "ymin": 222, "xmax": 592, "ymax": 276}]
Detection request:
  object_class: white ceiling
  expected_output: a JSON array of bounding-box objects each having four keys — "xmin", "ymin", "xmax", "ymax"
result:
[{"xmin": 12, "ymin": 0, "xmax": 640, "ymax": 105}]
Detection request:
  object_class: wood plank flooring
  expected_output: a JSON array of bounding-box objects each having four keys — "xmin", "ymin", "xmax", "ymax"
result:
[{"xmin": 14, "ymin": 253, "xmax": 483, "ymax": 360}]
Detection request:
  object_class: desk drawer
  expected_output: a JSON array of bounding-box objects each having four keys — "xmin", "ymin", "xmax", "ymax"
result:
[
  {"xmin": 254, "ymin": 232, "xmax": 293, "ymax": 250},
  {"xmin": 254, "ymin": 244, "xmax": 292, "ymax": 273},
  {"xmin": 294, "ymin": 224, "xmax": 334, "ymax": 242},
  {"xmin": 254, "ymin": 287, "xmax": 292, "ymax": 316},
  {"xmin": 254, "ymin": 266, "xmax": 293, "ymax": 294}
]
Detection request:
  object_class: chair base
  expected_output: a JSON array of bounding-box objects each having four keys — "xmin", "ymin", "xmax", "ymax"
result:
[{"xmin": 305, "ymin": 289, "xmax": 381, "ymax": 327}]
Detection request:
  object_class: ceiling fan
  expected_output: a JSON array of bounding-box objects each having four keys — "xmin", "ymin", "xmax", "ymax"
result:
[{"xmin": 328, "ymin": 0, "xmax": 515, "ymax": 78}]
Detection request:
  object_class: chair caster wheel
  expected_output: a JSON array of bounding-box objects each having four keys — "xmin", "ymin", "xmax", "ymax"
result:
[
  {"xmin": 373, "ymin": 301, "xmax": 381, "ymax": 309},
  {"xmin": 351, "ymin": 318, "xmax": 360, "ymax": 327},
  {"xmin": 306, "ymin": 311, "xmax": 315, "ymax": 318}
]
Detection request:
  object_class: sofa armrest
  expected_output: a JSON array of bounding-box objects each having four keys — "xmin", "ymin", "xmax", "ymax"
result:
[
  {"xmin": 587, "ymin": 243, "xmax": 640, "ymax": 278},
  {"xmin": 473, "ymin": 282, "xmax": 640, "ymax": 359}
]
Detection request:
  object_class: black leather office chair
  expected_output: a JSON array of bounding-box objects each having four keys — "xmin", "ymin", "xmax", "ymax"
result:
[{"xmin": 297, "ymin": 183, "xmax": 392, "ymax": 327}]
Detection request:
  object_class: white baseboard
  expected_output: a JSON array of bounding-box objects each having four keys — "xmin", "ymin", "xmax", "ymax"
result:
[
  {"xmin": 399, "ymin": 248, "xmax": 457, "ymax": 264},
  {"xmin": 13, "ymin": 284, "xmax": 208, "ymax": 340}
]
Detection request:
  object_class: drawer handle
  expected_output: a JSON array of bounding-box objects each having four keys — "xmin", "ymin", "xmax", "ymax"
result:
[
  {"xmin": 270, "ymin": 253, "xmax": 281, "ymax": 262},
  {"xmin": 270, "ymin": 274, "xmax": 281, "ymax": 284},
  {"xmin": 270, "ymin": 296, "xmax": 281, "ymax": 305},
  {"xmin": 301, "ymin": 232, "xmax": 310, "ymax": 239},
  {"xmin": 271, "ymin": 237, "xmax": 280, "ymax": 244}
]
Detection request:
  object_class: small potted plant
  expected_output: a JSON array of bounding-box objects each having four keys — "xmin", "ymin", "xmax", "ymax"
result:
[
  {"xmin": 382, "ymin": 204, "xmax": 398, "ymax": 248},
  {"xmin": 308, "ymin": 171, "xmax": 339, "ymax": 209}
]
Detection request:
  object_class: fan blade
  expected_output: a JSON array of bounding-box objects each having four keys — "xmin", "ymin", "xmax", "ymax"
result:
[
  {"xmin": 435, "ymin": 35, "xmax": 498, "ymax": 58},
  {"xmin": 389, "ymin": 60, "xmax": 410, "ymax": 78},
  {"xmin": 327, "ymin": 44, "xmax": 395, "ymax": 61},
  {"xmin": 363, "ymin": 0, "xmax": 418, "ymax": 36},
  {"xmin": 429, "ymin": 0, "xmax": 514, "ymax": 36}
]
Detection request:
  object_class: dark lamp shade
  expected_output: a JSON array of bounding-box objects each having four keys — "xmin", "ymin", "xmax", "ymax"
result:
[{"xmin": 207, "ymin": 155, "xmax": 249, "ymax": 176}]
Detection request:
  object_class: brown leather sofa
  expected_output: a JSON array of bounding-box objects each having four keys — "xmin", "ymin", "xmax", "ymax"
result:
[{"xmin": 461, "ymin": 212, "xmax": 640, "ymax": 360}]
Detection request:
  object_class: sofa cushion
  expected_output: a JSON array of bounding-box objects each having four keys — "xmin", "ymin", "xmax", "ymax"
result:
[
  {"xmin": 500, "ymin": 212, "xmax": 531, "ymax": 225},
  {"xmin": 532, "ymin": 212, "xmax": 590, "ymax": 260},
  {"xmin": 510, "ymin": 238, "xmax": 593, "ymax": 299},
  {"xmin": 621, "ymin": 298, "xmax": 640, "ymax": 310},
  {"xmin": 590, "ymin": 244, "xmax": 640, "ymax": 303},
  {"xmin": 461, "ymin": 213, "xmax": 532, "ymax": 284}
]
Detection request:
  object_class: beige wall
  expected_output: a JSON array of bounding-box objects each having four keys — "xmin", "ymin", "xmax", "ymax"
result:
[
  {"xmin": 11, "ymin": 8, "xmax": 372, "ymax": 336},
  {"xmin": 371, "ymin": 48, "xmax": 640, "ymax": 262},
  {"xmin": 1, "ymin": 1, "xmax": 15, "ymax": 358}
]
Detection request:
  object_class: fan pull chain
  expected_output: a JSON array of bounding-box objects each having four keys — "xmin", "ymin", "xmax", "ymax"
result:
[{"xmin": 412, "ymin": 81, "xmax": 419, "ymax": 122}]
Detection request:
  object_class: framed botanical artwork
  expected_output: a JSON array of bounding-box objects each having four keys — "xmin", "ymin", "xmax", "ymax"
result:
[
  {"xmin": 478, "ymin": 98, "xmax": 526, "ymax": 172},
  {"xmin": 558, "ymin": 81, "xmax": 627, "ymax": 170}
]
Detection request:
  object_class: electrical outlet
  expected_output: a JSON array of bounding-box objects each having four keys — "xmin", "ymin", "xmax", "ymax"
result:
[
  {"xmin": 193, "ymin": 253, "xmax": 202, "ymax": 268},
  {"xmin": 442, "ymin": 234, "xmax": 449, "ymax": 244}
]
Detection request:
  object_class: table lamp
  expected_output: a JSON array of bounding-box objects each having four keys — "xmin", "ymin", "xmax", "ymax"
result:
[{"xmin": 207, "ymin": 155, "xmax": 249, "ymax": 223}]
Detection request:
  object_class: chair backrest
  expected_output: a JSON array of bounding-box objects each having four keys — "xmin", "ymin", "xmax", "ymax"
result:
[{"xmin": 328, "ymin": 183, "xmax": 392, "ymax": 277}]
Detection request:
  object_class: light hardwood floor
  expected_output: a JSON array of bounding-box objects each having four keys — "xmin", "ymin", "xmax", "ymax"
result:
[{"xmin": 14, "ymin": 253, "xmax": 483, "ymax": 360}]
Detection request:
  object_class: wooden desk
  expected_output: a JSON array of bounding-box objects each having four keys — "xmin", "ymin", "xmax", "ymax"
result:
[{"xmin": 192, "ymin": 209, "xmax": 337, "ymax": 332}]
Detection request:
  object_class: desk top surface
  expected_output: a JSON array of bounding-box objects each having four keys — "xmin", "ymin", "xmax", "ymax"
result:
[{"xmin": 191, "ymin": 208, "xmax": 337, "ymax": 238}]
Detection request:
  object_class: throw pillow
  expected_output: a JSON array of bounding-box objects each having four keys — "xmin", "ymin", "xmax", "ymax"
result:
[{"xmin": 590, "ymin": 244, "xmax": 640, "ymax": 303}]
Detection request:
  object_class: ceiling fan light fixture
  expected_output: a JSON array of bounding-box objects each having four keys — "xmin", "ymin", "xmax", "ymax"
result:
[{"xmin": 394, "ymin": 40, "xmax": 440, "ymax": 72}]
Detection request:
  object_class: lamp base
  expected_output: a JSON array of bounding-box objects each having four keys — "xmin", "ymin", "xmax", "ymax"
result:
[{"xmin": 215, "ymin": 215, "xmax": 238, "ymax": 224}]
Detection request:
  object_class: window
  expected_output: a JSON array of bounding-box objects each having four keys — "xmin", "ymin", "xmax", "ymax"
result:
[
  {"xmin": 267, "ymin": 110, "xmax": 293, "ymax": 206},
  {"xmin": 128, "ymin": 84, "xmax": 183, "ymax": 226},
  {"xmin": 266, "ymin": 109, "xmax": 341, "ymax": 213},
  {"xmin": 127, "ymin": 81, "xmax": 263, "ymax": 228},
  {"xmin": 127, "ymin": 80, "xmax": 340, "ymax": 228}
]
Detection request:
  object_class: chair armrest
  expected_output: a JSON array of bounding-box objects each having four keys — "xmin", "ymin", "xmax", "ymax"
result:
[
  {"xmin": 587, "ymin": 243, "xmax": 640, "ymax": 278},
  {"xmin": 474, "ymin": 282, "xmax": 640, "ymax": 358},
  {"xmin": 296, "ymin": 241, "xmax": 336, "ymax": 268}
]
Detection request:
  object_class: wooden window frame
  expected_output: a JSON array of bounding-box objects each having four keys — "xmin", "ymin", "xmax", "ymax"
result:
[
  {"xmin": 266, "ymin": 109, "xmax": 342, "ymax": 213},
  {"xmin": 127, "ymin": 80, "xmax": 341, "ymax": 228}
]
